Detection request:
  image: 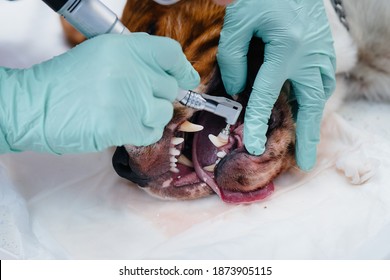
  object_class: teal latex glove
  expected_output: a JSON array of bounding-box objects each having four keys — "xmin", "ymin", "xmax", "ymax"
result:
[
  {"xmin": 0, "ymin": 33, "xmax": 199, "ymax": 154},
  {"xmin": 217, "ymin": 0, "xmax": 336, "ymax": 171}
]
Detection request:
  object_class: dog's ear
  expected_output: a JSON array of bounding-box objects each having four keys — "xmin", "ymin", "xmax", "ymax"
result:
[{"xmin": 112, "ymin": 146, "xmax": 150, "ymax": 187}]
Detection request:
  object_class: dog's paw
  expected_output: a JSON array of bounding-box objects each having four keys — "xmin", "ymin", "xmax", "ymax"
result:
[{"xmin": 336, "ymin": 153, "xmax": 380, "ymax": 185}]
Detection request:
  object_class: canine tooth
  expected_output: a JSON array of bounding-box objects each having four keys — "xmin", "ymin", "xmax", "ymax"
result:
[
  {"xmin": 178, "ymin": 120, "xmax": 204, "ymax": 132},
  {"xmin": 170, "ymin": 167, "xmax": 180, "ymax": 173},
  {"xmin": 170, "ymin": 156, "xmax": 178, "ymax": 163},
  {"xmin": 217, "ymin": 151, "xmax": 227, "ymax": 158},
  {"xmin": 177, "ymin": 154, "xmax": 193, "ymax": 167},
  {"xmin": 203, "ymin": 163, "xmax": 216, "ymax": 172},
  {"xmin": 208, "ymin": 134, "xmax": 228, "ymax": 148},
  {"xmin": 170, "ymin": 162, "xmax": 177, "ymax": 168},
  {"xmin": 169, "ymin": 147, "xmax": 180, "ymax": 156},
  {"xmin": 171, "ymin": 137, "xmax": 184, "ymax": 146}
]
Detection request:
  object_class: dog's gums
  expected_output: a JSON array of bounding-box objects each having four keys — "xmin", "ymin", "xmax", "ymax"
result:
[{"xmin": 59, "ymin": 0, "xmax": 293, "ymax": 203}]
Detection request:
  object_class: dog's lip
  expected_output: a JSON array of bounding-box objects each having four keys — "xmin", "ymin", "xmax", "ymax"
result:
[{"xmin": 217, "ymin": 182, "xmax": 274, "ymax": 204}]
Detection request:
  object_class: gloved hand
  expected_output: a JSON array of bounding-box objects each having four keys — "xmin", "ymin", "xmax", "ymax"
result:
[
  {"xmin": 0, "ymin": 33, "xmax": 199, "ymax": 154},
  {"xmin": 217, "ymin": 0, "xmax": 336, "ymax": 171}
]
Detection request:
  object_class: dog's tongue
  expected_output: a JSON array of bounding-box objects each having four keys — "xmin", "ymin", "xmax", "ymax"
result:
[{"xmin": 192, "ymin": 112, "xmax": 274, "ymax": 204}]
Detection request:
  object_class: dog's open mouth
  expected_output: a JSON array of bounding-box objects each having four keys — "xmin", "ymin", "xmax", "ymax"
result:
[
  {"xmin": 163, "ymin": 105, "xmax": 275, "ymax": 203},
  {"xmin": 112, "ymin": 89, "xmax": 294, "ymax": 204}
]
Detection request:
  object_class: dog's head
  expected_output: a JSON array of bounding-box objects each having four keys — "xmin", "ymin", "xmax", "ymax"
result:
[{"xmin": 110, "ymin": 0, "xmax": 296, "ymax": 204}]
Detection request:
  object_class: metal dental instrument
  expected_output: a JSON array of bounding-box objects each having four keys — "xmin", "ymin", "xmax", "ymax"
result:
[
  {"xmin": 177, "ymin": 89, "xmax": 242, "ymax": 140},
  {"xmin": 42, "ymin": 0, "xmax": 243, "ymax": 131},
  {"xmin": 177, "ymin": 89, "xmax": 242, "ymax": 125}
]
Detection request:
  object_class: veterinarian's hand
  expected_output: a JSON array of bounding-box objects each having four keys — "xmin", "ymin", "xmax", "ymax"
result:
[
  {"xmin": 0, "ymin": 33, "xmax": 199, "ymax": 154},
  {"xmin": 217, "ymin": 0, "xmax": 336, "ymax": 171}
]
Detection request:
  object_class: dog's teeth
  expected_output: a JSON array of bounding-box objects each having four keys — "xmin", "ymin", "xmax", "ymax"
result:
[
  {"xmin": 203, "ymin": 163, "xmax": 216, "ymax": 172},
  {"xmin": 178, "ymin": 120, "xmax": 204, "ymax": 132},
  {"xmin": 217, "ymin": 151, "xmax": 227, "ymax": 158},
  {"xmin": 208, "ymin": 134, "xmax": 228, "ymax": 148},
  {"xmin": 177, "ymin": 154, "xmax": 194, "ymax": 167},
  {"xmin": 170, "ymin": 156, "xmax": 178, "ymax": 163},
  {"xmin": 170, "ymin": 167, "xmax": 180, "ymax": 173},
  {"xmin": 171, "ymin": 137, "xmax": 184, "ymax": 146},
  {"xmin": 170, "ymin": 162, "xmax": 177, "ymax": 168},
  {"xmin": 169, "ymin": 147, "xmax": 180, "ymax": 156}
]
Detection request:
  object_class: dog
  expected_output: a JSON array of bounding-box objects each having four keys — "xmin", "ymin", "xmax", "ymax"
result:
[{"xmin": 61, "ymin": 0, "xmax": 390, "ymax": 203}]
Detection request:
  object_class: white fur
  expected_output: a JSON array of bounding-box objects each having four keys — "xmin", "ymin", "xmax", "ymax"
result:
[
  {"xmin": 323, "ymin": 0, "xmax": 357, "ymax": 74},
  {"xmin": 323, "ymin": 0, "xmax": 357, "ymax": 115},
  {"xmin": 321, "ymin": 0, "xmax": 390, "ymax": 184},
  {"xmin": 338, "ymin": 0, "xmax": 390, "ymax": 101}
]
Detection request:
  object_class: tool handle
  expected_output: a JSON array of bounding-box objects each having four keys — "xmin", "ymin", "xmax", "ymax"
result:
[{"xmin": 43, "ymin": 0, "xmax": 130, "ymax": 38}]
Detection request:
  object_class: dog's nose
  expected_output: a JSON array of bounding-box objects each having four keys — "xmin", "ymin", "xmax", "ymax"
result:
[{"xmin": 112, "ymin": 146, "xmax": 150, "ymax": 187}]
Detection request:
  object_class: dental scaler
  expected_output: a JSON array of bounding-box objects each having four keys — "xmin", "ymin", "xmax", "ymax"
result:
[{"xmin": 42, "ymin": 0, "xmax": 243, "ymax": 132}]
